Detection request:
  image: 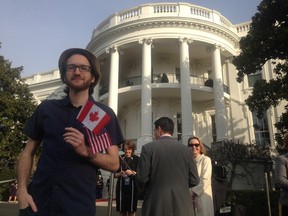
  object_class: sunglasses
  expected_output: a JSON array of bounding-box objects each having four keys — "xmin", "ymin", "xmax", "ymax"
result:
[{"xmin": 188, "ymin": 144, "xmax": 200, "ymax": 148}]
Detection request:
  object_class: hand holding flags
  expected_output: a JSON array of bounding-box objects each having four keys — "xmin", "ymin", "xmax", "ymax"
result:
[{"xmin": 77, "ymin": 100, "xmax": 112, "ymax": 153}]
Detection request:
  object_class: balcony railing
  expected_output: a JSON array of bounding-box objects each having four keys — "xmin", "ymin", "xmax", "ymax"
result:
[
  {"xmin": 99, "ymin": 73, "xmax": 229, "ymax": 96},
  {"xmin": 92, "ymin": 2, "xmax": 237, "ymax": 38},
  {"xmin": 204, "ymin": 79, "xmax": 230, "ymax": 94}
]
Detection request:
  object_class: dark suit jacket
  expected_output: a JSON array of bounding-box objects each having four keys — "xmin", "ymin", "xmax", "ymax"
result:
[
  {"xmin": 137, "ymin": 136, "xmax": 199, "ymax": 216},
  {"xmin": 275, "ymin": 152, "xmax": 288, "ymax": 206}
]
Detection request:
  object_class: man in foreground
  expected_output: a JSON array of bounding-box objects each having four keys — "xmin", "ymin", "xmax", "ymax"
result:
[{"xmin": 17, "ymin": 48, "xmax": 124, "ymax": 216}]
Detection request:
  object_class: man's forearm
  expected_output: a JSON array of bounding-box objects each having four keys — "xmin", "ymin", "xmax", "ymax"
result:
[
  {"xmin": 17, "ymin": 151, "xmax": 34, "ymax": 191},
  {"xmin": 88, "ymin": 145, "xmax": 120, "ymax": 172}
]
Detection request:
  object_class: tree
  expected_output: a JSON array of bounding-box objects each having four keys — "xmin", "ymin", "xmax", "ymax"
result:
[
  {"xmin": 232, "ymin": 0, "xmax": 288, "ymax": 152},
  {"xmin": 212, "ymin": 140, "xmax": 273, "ymax": 189},
  {"xmin": 0, "ymin": 44, "xmax": 36, "ymax": 178}
]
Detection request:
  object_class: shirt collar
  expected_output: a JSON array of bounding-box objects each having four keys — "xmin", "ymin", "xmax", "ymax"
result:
[
  {"xmin": 160, "ymin": 134, "xmax": 172, "ymax": 138},
  {"xmin": 61, "ymin": 95, "xmax": 94, "ymax": 108}
]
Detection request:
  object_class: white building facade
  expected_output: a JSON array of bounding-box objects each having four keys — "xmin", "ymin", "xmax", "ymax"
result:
[{"xmin": 25, "ymin": 2, "xmax": 284, "ymax": 154}]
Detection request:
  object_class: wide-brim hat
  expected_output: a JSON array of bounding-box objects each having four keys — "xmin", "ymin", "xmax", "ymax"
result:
[{"xmin": 58, "ymin": 48, "xmax": 100, "ymax": 81}]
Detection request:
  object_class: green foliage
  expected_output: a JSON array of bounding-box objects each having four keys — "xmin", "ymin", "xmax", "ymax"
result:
[
  {"xmin": 0, "ymin": 46, "xmax": 36, "ymax": 177},
  {"xmin": 232, "ymin": 0, "xmax": 288, "ymax": 151},
  {"xmin": 226, "ymin": 190, "xmax": 280, "ymax": 216},
  {"xmin": 212, "ymin": 140, "xmax": 272, "ymax": 165},
  {"xmin": 212, "ymin": 140, "xmax": 273, "ymax": 189}
]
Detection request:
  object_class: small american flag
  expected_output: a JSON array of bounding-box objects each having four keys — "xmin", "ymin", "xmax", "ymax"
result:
[{"xmin": 85, "ymin": 128, "xmax": 112, "ymax": 153}]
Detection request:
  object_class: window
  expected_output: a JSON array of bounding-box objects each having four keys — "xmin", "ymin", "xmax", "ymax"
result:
[
  {"xmin": 247, "ymin": 71, "xmax": 262, "ymax": 87},
  {"xmin": 177, "ymin": 113, "xmax": 182, "ymax": 141},
  {"xmin": 211, "ymin": 115, "xmax": 217, "ymax": 142},
  {"xmin": 252, "ymin": 112, "xmax": 270, "ymax": 145}
]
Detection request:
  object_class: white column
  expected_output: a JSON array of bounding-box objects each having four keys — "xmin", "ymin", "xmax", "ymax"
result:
[
  {"xmin": 106, "ymin": 45, "xmax": 120, "ymax": 215},
  {"xmin": 179, "ymin": 38, "xmax": 193, "ymax": 145},
  {"xmin": 106, "ymin": 45, "xmax": 119, "ymax": 114},
  {"xmin": 137, "ymin": 38, "xmax": 153, "ymax": 152},
  {"xmin": 211, "ymin": 45, "xmax": 227, "ymax": 141}
]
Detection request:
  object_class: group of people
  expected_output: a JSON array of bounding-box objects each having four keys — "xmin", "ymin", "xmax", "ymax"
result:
[
  {"xmin": 114, "ymin": 117, "xmax": 214, "ymax": 216},
  {"xmin": 137, "ymin": 117, "xmax": 214, "ymax": 216},
  {"xmin": 21, "ymin": 47, "xmax": 288, "ymax": 216},
  {"xmin": 15, "ymin": 47, "xmax": 214, "ymax": 216}
]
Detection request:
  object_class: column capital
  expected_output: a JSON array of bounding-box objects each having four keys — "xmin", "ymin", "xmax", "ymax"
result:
[
  {"xmin": 206, "ymin": 44, "xmax": 225, "ymax": 53},
  {"xmin": 213, "ymin": 44, "xmax": 225, "ymax": 52},
  {"xmin": 139, "ymin": 38, "xmax": 153, "ymax": 45},
  {"xmin": 179, "ymin": 37, "xmax": 193, "ymax": 44},
  {"xmin": 213, "ymin": 43, "xmax": 222, "ymax": 49},
  {"xmin": 224, "ymin": 57, "xmax": 233, "ymax": 64},
  {"xmin": 106, "ymin": 45, "xmax": 118, "ymax": 54}
]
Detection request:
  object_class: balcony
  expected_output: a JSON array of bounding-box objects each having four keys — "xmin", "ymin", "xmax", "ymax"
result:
[{"xmin": 99, "ymin": 73, "xmax": 229, "ymax": 96}]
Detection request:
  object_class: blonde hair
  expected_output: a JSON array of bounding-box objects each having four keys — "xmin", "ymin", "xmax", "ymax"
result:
[{"xmin": 188, "ymin": 136, "xmax": 206, "ymax": 155}]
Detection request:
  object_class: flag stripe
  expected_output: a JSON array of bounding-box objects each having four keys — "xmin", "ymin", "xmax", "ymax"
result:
[
  {"xmin": 88, "ymin": 129, "xmax": 96, "ymax": 153},
  {"xmin": 85, "ymin": 128, "xmax": 112, "ymax": 153},
  {"xmin": 77, "ymin": 100, "xmax": 94, "ymax": 122}
]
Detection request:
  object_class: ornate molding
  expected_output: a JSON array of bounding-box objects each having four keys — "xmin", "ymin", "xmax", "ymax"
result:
[
  {"xmin": 139, "ymin": 38, "xmax": 153, "ymax": 45},
  {"xmin": 179, "ymin": 37, "xmax": 193, "ymax": 44},
  {"xmin": 91, "ymin": 19, "xmax": 239, "ymax": 49},
  {"xmin": 106, "ymin": 45, "xmax": 118, "ymax": 54}
]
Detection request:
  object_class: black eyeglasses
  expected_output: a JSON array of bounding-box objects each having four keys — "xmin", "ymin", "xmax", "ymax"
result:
[
  {"xmin": 66, "ymin": 64, "xmax": 91, "ymax": 73},
  {"xmin": 188, "ymin": 144, "xmax": 200, "ymax": 148}
]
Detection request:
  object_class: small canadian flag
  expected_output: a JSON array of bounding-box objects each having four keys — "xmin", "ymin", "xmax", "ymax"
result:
[{"xmin": 77, "ymin": 100, "xmax": 111, "ymax": 135}]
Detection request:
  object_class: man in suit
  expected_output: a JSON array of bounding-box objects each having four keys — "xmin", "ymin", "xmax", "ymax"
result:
[{"xmin": 137, "ymin": 117, "xmax": 199, "ymax": 216}]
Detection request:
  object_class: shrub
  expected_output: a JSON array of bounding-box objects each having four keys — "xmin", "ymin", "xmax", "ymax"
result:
[{"xmin": 226, "ymin": 190, "xmax": 280, "ymax": 216}]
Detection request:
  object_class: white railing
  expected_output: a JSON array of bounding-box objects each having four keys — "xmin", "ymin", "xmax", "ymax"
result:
[
  {"xmin": 24, "ymin": 69, "xmax": 60, "ymax": 84},
  {"xmin": 235, "ymin": 21, "xmax": 251, "ymax": 37},
  {"xmin": 154, "ymin": 5, "xmax": 177, "ymax": 13},
  {"xmin": 119, "ymin": 8, "xmax": 141, "ymax": 21},
  {"xmin": 190, "ymin": 6, "xmax": 211, "ymax": 19},
  {"xmin": 91, "ymin": 2, "xmax": 238, "ymax": 38}
]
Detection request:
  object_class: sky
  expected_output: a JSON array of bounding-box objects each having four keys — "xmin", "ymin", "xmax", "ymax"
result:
[{"xmin": 0, "ymin": 0, "xmax": 261, "ymax": 77}]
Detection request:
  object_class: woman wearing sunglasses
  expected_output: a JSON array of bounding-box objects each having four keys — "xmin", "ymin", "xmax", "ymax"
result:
[{"xmin": 188, "ymin": 136, "xmax": 214, "ymax": 216}]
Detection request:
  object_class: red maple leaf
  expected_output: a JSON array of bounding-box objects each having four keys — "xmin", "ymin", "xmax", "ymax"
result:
[{"xmin": 89, "ymin": 111, "xmax": 99, "ymax": 122}]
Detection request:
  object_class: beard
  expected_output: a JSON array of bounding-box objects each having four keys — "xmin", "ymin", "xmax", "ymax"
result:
[{"xmin": 65, "ymin": 75, "xmax": 94, "ymax": 93}]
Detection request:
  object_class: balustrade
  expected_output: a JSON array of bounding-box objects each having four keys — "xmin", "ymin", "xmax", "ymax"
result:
[
  {"xmin": 98, "ymin": 73, "xmax": 225, "ymax": 96},
  {"xmin": 92, "ymin": 2, "xmax": 239, "ymax": 38}
]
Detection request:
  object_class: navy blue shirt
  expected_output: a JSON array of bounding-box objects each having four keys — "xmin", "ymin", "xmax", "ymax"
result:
[{"xmin": 24, "ymin": 96, "xmax": 124, "ymax": 216}]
